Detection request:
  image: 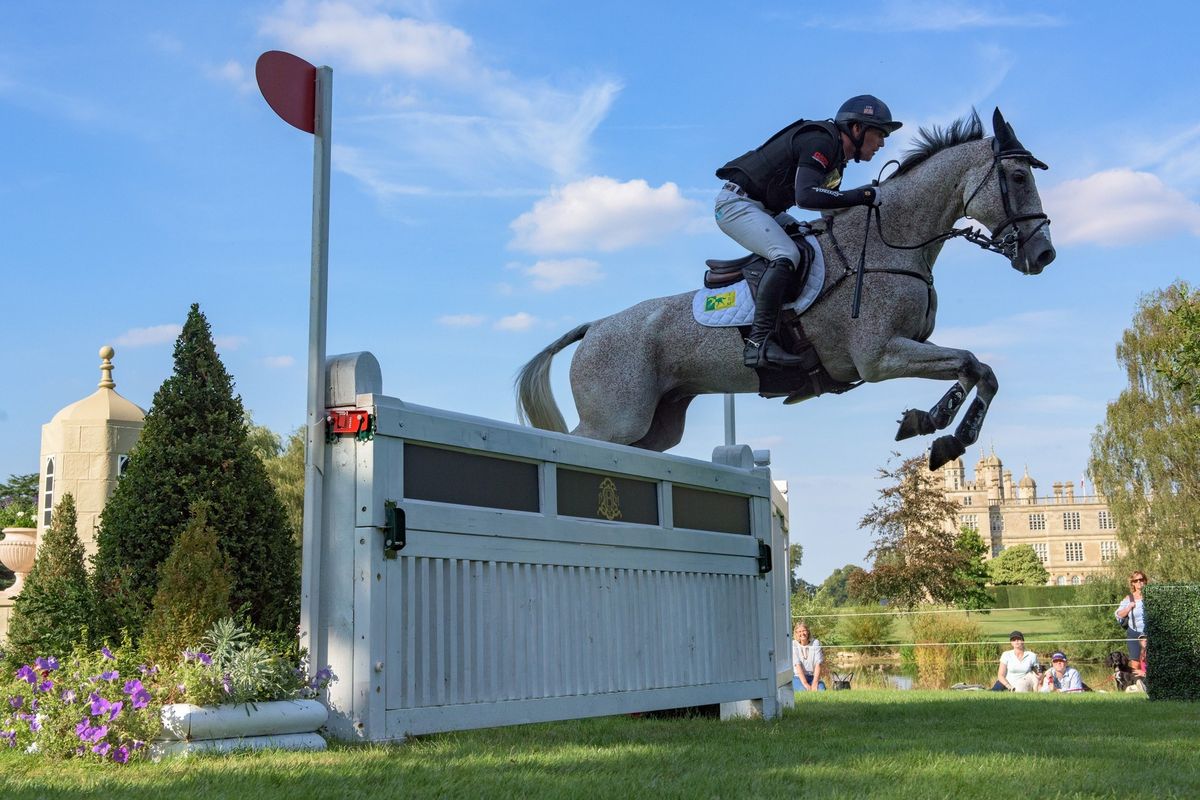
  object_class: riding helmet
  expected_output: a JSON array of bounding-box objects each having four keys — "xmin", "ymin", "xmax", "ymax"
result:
[{"xmin": 835, "ymin": 95, "xmax": 903, "ymax": 135}]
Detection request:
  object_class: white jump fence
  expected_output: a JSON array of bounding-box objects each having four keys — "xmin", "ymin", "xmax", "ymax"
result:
[{"xmin": 305, "ymin": 353, "xmax": 793, "ymax": 742}]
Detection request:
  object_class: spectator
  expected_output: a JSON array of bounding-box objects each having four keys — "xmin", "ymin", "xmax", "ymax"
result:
[
  {"xmin": 1040, "ymin": 651, "xmax": 1083, "ymax": 693},
  {"xmin": 1115, "ymin": 570, "xmax": 1147, "ymax": 659},
  {"xmin": 792, "ymin": 622, "xmax": 826, "ymax": 692},
  {"xmin": 993, "ymin": 631, "xmax": 1040, "ymax": 692},
  {"xmin": 1129, "ymin": 634, "xmax": 1148, "ymax": 692}
]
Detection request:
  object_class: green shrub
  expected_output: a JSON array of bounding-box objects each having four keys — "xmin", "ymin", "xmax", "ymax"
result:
[
  {"xmin": 988, "ymin": 584, "xmax": 1082, "ymax": 615},
  {"xmin": 4, "ymin": 494, "xmax": 94, "ymax": 664},
  {"xmin": 140, "ymin": 503, "xmax": 233, "ymax": 667},
  {"xmin": 906, "ymin": 611, "xmax": 990, "ymax": 665},
  {"xmin": 1145, "ymin": 583, "xmax": 1200, "ymax": 702},
  {"xmin": 1059, "ymin": 574, "xmax": 1126, "ymax": 663},
  {"xmin": 93, "ymin": 304, "xmax": 299, "ymax": 641},
  {"xmin": 835, "ymin": 608, "xmax": 896, "ymax": 647}
]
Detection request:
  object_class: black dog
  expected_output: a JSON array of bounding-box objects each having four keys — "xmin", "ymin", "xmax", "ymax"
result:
[{"xmin": 1106, "ymin": 651, "xmax": 1135, "ymax": 691}]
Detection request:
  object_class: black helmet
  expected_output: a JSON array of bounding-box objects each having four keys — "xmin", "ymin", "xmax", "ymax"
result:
[{"xmin": 836, "ymin": 95, "xmax": 902, "ymax": 135}]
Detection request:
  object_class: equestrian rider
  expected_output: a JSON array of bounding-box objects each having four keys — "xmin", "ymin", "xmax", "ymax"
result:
[{"xmin": 715, "ymin": 95, "xmax": 903, "ymax": 369}]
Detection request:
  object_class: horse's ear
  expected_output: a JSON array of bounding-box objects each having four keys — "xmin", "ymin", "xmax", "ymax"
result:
[{"xmin": 992, "ymin": 107, "xmax": 1007, "ymax": 138}]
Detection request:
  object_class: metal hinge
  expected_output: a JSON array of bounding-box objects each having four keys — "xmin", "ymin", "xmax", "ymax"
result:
[
  {"xmin": 326, "ymin": 409, "xmax": 375, "ymax": 444},
  {"xmin": 382, "ymin": 500, "xmax": 406, "ymax": 557},
  {"xmin": 757, "ymin": 541, "xmax": 772, "ymax": 575}
]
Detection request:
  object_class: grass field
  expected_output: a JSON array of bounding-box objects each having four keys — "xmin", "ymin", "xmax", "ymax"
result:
[{"xmin": 0, "ymin": 691, "xmax": 1192, "ymax": 799}]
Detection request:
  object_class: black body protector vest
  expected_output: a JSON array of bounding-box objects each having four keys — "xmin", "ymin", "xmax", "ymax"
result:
[{"xmin": 717, "ymin": 119, "xmax": 842, "ymax": 215}]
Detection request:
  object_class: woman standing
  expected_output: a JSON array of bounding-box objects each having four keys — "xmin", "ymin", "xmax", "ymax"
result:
[{"xmin": 1115, "ymin": 571, "xmax": 1147, "ymax": 660}]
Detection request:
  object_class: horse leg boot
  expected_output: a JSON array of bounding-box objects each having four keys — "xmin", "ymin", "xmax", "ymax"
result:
[{"xmin": 743, "ymin": 258, "xmax": 807, "ymax": 369}]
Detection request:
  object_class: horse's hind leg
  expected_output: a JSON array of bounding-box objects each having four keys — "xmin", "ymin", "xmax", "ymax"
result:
[{"xmin": 631, "ymin": 392, "xmax": 695, "ymax": 452}]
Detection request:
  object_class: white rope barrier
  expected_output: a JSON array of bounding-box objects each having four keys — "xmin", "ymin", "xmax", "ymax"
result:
[
  {"xmin": 823, "ymin": 637, "xmax": 1129, "ymax": 649},
  {"xmin": 794, "ymin": 602, "xmax": 1114, "ymax": 619}
]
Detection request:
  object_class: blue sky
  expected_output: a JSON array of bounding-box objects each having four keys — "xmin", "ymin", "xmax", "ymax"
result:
[{"xmin": 2, "ymin": 1, "xmax": 1197, "ymax": 584}]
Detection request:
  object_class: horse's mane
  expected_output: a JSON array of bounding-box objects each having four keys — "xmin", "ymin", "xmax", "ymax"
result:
[{"xmin": 891, "ymin": 110, "xmax": 984, "ymax": 177}]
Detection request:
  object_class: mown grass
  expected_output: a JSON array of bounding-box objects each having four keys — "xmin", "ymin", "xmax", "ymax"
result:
[{"xmin": 0, "ymin": 691, "xmax": 1192, "ymax": 799}]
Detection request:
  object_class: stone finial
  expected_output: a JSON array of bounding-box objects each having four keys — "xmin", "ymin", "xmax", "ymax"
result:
[{"xmin": 99, "ymin": 345, "xmax": 115, "ymax": 389}]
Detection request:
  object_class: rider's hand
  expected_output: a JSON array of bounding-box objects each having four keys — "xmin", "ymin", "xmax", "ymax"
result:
[{"xmin": 870, "ymin": 185, "xmax": 884, "ymax": 207}]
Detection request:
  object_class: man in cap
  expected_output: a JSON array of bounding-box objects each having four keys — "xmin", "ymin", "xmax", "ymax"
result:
[
  {"xmin": 715, "ymin": 95, "xmax": 903, "ymax": 369},
  {"xmin": 1040, "ymin": 651, "xmax": 1083, "ymax": 693}
]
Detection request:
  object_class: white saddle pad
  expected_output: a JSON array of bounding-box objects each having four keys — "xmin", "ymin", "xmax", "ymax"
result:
[{"xmin": 692, "ymin": 235, "xmax": 826, "ymax": 327}]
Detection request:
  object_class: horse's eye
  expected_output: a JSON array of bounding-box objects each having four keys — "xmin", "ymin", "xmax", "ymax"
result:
[{"xmin": 1011, "ymin": 172, "xmax": 1028, "ymax": 185}]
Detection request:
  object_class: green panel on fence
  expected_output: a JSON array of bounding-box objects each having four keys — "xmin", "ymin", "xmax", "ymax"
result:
[
  {"xmin": 556, "ymin": 468, "xmax": 659, "ymax": 525},
  {"xmin": 403, "ymin": 443, "xmax": 540, "ymax": 512},
  {"xmin": 671, "ymin": 485, "xmax": 750, "ymax": 535},
  {"xmin": 1144, "ymin": 583, "xmax": 1200, "ymax": 702}
]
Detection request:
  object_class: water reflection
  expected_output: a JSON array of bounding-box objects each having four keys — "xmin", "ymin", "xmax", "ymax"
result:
[{"xmin": 822, "ymin": 661, "xmax": 1116, "ymax": 691}]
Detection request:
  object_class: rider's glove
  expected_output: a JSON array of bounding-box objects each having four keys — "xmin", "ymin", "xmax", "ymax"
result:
[{"xmin": 869, "ymin": 184, "xmax": 884, "ymax": 207}]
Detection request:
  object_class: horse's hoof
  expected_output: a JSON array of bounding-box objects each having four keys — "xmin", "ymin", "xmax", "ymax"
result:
[
  {"xmin": 896, "ymin": 409, "xmax": 936, "ymax": 441},
  {"xmin": 929, "ymin": 435, "xmax": 967, "ymax": 471}
]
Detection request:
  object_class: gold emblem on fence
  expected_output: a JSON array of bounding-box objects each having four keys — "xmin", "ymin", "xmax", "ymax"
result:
[{"xmin": 597, "ymin": 477, "xmax": 622, "ymax": 521}]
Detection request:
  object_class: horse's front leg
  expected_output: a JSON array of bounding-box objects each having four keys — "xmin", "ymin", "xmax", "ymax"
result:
[{"xmin": 856, "ymin": 337, "xmax": 998, "ymax": 470}]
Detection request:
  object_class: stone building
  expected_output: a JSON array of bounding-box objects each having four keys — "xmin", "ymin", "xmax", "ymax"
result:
[
  {"xmin": 938, "ymin": 450, "xmax": 1119, "ymax": 585},
  {"xmin": 36, "ymin": 346, "xmax": 145, "ymax": 557}
]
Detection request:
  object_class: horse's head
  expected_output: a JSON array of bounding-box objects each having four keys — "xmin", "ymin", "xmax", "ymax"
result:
[{"xmin": 962, "ymin": 108, "xmax": 1056, "ymax": 275}]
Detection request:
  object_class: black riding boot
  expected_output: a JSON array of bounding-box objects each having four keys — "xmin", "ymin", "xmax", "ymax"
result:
[{"xmin": 743, "ymin": 258, "xmax": 806, "ymax": 369}]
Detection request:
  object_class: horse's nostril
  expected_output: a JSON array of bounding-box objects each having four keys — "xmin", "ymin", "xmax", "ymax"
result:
[{"xmin": 1036, "ymin": 248, "xmax": 1056, "ymax": 269}]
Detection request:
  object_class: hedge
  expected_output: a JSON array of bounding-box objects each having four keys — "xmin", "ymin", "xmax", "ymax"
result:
[
  {"xmin": 1145, "ymin": 583, "xmax": 1200, "ymax": 702},
  {"xmin": 987, "ymin": 585, "xmax": 1081, "ymax": 614}
]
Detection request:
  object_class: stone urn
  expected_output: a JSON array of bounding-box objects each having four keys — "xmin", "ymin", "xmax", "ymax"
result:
[{"xmin": 0, "ymin": 528, "xmax": 38, "ymax": 600}]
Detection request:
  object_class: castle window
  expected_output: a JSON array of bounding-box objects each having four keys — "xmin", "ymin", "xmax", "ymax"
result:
[
  {"xmin": 1065, "ymin": 542, "xmax": 1084, "ymax": 563},
  {"xmin": 1032, "ymin": 543, "xmax": 1048, "ymax": 564},
  {"xmin": 118, "ymin": 454, "xmax": 131, "ymax": 478},
  {"xmin": 1098, "ymin": 510, "xmax": 1115, "ymax": 530},
  {"xmin": 1056, "ymin": 576, "xmax": 1066, "ymax": 586},
  {"xmin": 43, "ymin": 458, "xmax": 55, "ymax": 527},
  {"xmin": 1071, "ymin": 575, "xmax": 1082, "ymax": 586},
  {"xmin": 1029, "ymin": 513, "xmax": 1045, "ymax": 531},
  {"xmin": 962, "ymin": 495, "xmax": 973, "ymax": 505},
  {"xmin": 990, "ymin": 515, "xmax": 1003, "ymax": 533},
  {"xmin": 1101, "ymin": 541, "xmax": 1119, "ymax": 562},
  {"xmin": 960, "ymin": 514, "xmax": 978, "ymax": 530},
  {"xmin": 1063, "ymin": 511, "xmax": 1081, "ymax": 531}
]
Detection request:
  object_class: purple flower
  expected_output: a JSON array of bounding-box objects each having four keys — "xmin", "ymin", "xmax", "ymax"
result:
[
  {"xmin": 198, "ymin": 652, "xmax": 213, "ymax": 667},
  {"xmin": 132, "ymin": 739, "xmax": 145, "ymax": 750},
  {"xmin": 34, "ymin": 656, "xmax": 60, "ymax": 672},
  {"xmin": 137, "ymin": 664, "xmax": 158, "ymax": 676},
  {"xmin": 0, "ymin": 731, "xmax": 16, "ymax": 748},
  {"xmin": 106, "ymin": 700, "xmax": 124, "ymax": 721},
  {"xmin": 124, "ymin": 680, "xmax": 151, "ymax": 710},
  {"xmin": 15, "ymin": 665, "xmax": 36, "ymax": 685},
  {"xmin": 8, "ymin": 696, "xmax": 22, "ymax": 710},
  {"xmin": 92, "ymin": 741, "xmax": 111, "ymax": 757},
  {"xmin": 61, "ymin": 688, "xmax": 77, "ymax": 704},
  {"xmin": 113, "ymin": 745, "xmax": 129, "ymax": 764},
  {"xmin": 37, "ymin": 680, "xmax": 53, "ymax": 693},
  {"xmin": 221, "ymin": 674, "xmax": 233, "ymax": 694},
  {"xmin": 183, "ymin": 650, "xmax": 197, "ymax": 662},
  {"xmin": 28, "ymin": 718, "xmax": 40, "ymax": 733},
  {"xmin": 99, "ymin": 670, "xmax": 119, "ymax": 682},
  {"xmin": 76, "ymin": 718, "xmax": 109, "ymax": 743},
  {"xmin": 101, "ymin": 646, "xmax": 115, "ymax": 661}
]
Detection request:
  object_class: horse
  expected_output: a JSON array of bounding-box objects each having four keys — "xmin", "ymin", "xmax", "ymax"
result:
[{"xmin": 516, "ymin": 108, "xmax": 1055, "ymax": 470}]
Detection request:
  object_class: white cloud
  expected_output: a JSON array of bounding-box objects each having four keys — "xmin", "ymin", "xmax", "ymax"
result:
[
  {"xmin": 214, "ymin": 335, "xmax": 247, "ymax": 351},
  {"xmin": 205, "ymin": 60, "xmax": 257, "ymax": 94},
  {"xmin": 263, "ymin": 355, "xmax": 296, "ymax": 368},
  {"xmin": 1041, "ymin": 169, "xmax": 1200, "ymax": 246},
  {"xmin": 494, "ymin": 312, "xmax": 536, "ymax": 331},
  {"xmin": 262, "ymin": 1, "xmax": 620, "ymax": 186},
  {"xmin": 510, "ymin": 177, "xmax": 701, "ymax": 253},
  {"xmin": 114, "ymin": 324, "xmax": 181, "ymax": 348},
  {"xmin": 524, "ymin": 259, "xmax": 602, "ymax": 292},
  {"xmin": 437, "ymin": 314, "xmax": 486, "ymax": 328},
  {"xmin": 262, "ymin": 1, "xmax": 474, "ymax": 78}
]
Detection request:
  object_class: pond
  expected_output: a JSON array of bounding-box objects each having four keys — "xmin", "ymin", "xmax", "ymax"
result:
[{"xmin": 819, "ymin": 661, "xmax": 1120, "ymax": 692}]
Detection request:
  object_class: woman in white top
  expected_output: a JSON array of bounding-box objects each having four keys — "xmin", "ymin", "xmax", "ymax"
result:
[
  {"xmin": 995, "ymin": 630, "xmax": 1040, "ymax": 692},
  {"xmin": 792, "ymin": 622, "xmax": 826, "ymax": 691},
  {"xmin": 1115, "ymin": 570, "xmax": 1147, "ymax": 660}
]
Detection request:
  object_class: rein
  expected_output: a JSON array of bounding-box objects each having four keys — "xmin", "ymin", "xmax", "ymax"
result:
[{"xmin": 839, "ymin": 142, "xmax": 1051, "ymax": 319}]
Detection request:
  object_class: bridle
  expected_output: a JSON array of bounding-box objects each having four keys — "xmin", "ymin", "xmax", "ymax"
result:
[{"xmin": 839, "ymin": 137, "xmax": 1052, "ymax": 318}]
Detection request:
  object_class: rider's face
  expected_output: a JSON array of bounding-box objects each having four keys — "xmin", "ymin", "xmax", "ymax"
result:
[{"xmin": 858, "ymin": 126, "xmax": 886, "ymax": 161}]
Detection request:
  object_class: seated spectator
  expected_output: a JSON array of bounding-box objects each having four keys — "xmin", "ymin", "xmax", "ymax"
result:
[
  {"xmin": 792, "ymin": 622, "xmax": 826, "ymax": 692},
  {"xmin": 1040, "ymin": 651, "xmax": 1083, "ymax": 693},
  {"xmin": 992, "ymin": 631, "xmax": 1040, "ymax": 692}
]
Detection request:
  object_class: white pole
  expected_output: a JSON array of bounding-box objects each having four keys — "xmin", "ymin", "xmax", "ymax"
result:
[
  {"xmin": 724, "ymin": 393, "xmax": 736, "ymax": 446},
  {"xmin": 299, "ymin": 66, "xmax": 332, "ymax": 667}
]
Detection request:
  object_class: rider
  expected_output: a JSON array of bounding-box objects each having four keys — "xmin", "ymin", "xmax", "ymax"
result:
[{"xmin": 715, "ymin": 94, "xmax": 903, "ymax": 369}]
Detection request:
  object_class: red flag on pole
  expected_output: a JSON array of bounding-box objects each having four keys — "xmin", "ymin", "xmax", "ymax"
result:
[{"xmin": 256, "ymin": 50, "xmax": 318, "ymax": 134}]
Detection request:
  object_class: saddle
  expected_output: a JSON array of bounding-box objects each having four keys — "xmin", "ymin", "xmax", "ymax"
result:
[{"xmin": 701, "ymin": 231, "xmax": 860, "ymax": 403}]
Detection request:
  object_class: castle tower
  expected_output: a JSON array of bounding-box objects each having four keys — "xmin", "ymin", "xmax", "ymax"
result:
[
  {"xmin": 1018, "ymin": 467, "xmax": 1037, "ymax": 504},
  {"xmin": 942, "ymin": 457, "xmax": 965, "ymax": 491},
  {"xmin": 37, "ymin": 346, "xmax": 146, "ymax": 556}
]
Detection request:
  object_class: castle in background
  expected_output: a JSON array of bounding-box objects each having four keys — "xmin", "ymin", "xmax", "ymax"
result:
[{"xmin": 938, "ymin": 450, "xmax": 1119, "ymax": 586}]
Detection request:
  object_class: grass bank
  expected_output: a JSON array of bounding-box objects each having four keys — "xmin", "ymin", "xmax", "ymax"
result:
[{"xmin": 1, "ymin": 691, "xmax": 1192, "ymax": 799}]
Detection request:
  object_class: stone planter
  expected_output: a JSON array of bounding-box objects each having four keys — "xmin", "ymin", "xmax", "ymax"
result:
[
  {"xmin": 151, "ymin": 699, "xmax": 328, "ymax": 758},
  {"xmin": 0, "ymin": 528, "xmax": 37, "ymax": 600}
]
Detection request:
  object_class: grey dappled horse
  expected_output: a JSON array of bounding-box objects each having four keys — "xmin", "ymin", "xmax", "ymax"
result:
[{"xmin": 517, "ymin": 109, "xmax": 1056, "ymax": 470}]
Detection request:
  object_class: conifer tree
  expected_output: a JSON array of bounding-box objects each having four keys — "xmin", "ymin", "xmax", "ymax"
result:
[
  {"xmin": 141, "ymin": 503, "xmax": 232, "ymax": 666},
  {"xmin": 94, "ymin": 304, "xmax": 299, "ymax": 641},
  {"xmin": 5, "ymin": 494, "xmax": 94, "ymax": 664}
]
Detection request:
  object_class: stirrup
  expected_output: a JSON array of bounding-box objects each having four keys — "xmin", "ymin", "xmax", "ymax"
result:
[{"xmin": 743, "ymin": 338, "xmax": 805, "ymax": 370}]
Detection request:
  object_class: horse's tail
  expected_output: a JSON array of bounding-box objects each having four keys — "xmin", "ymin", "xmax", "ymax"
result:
[{"xmin": 515, "ymin": 322, "xmax": 591, "ymax": 433}]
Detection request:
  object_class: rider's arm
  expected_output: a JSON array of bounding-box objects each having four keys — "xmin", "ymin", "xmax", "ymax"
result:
[{"xmin": 793, "ymin": 133, "xmax": 877, "ymax": 210}]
